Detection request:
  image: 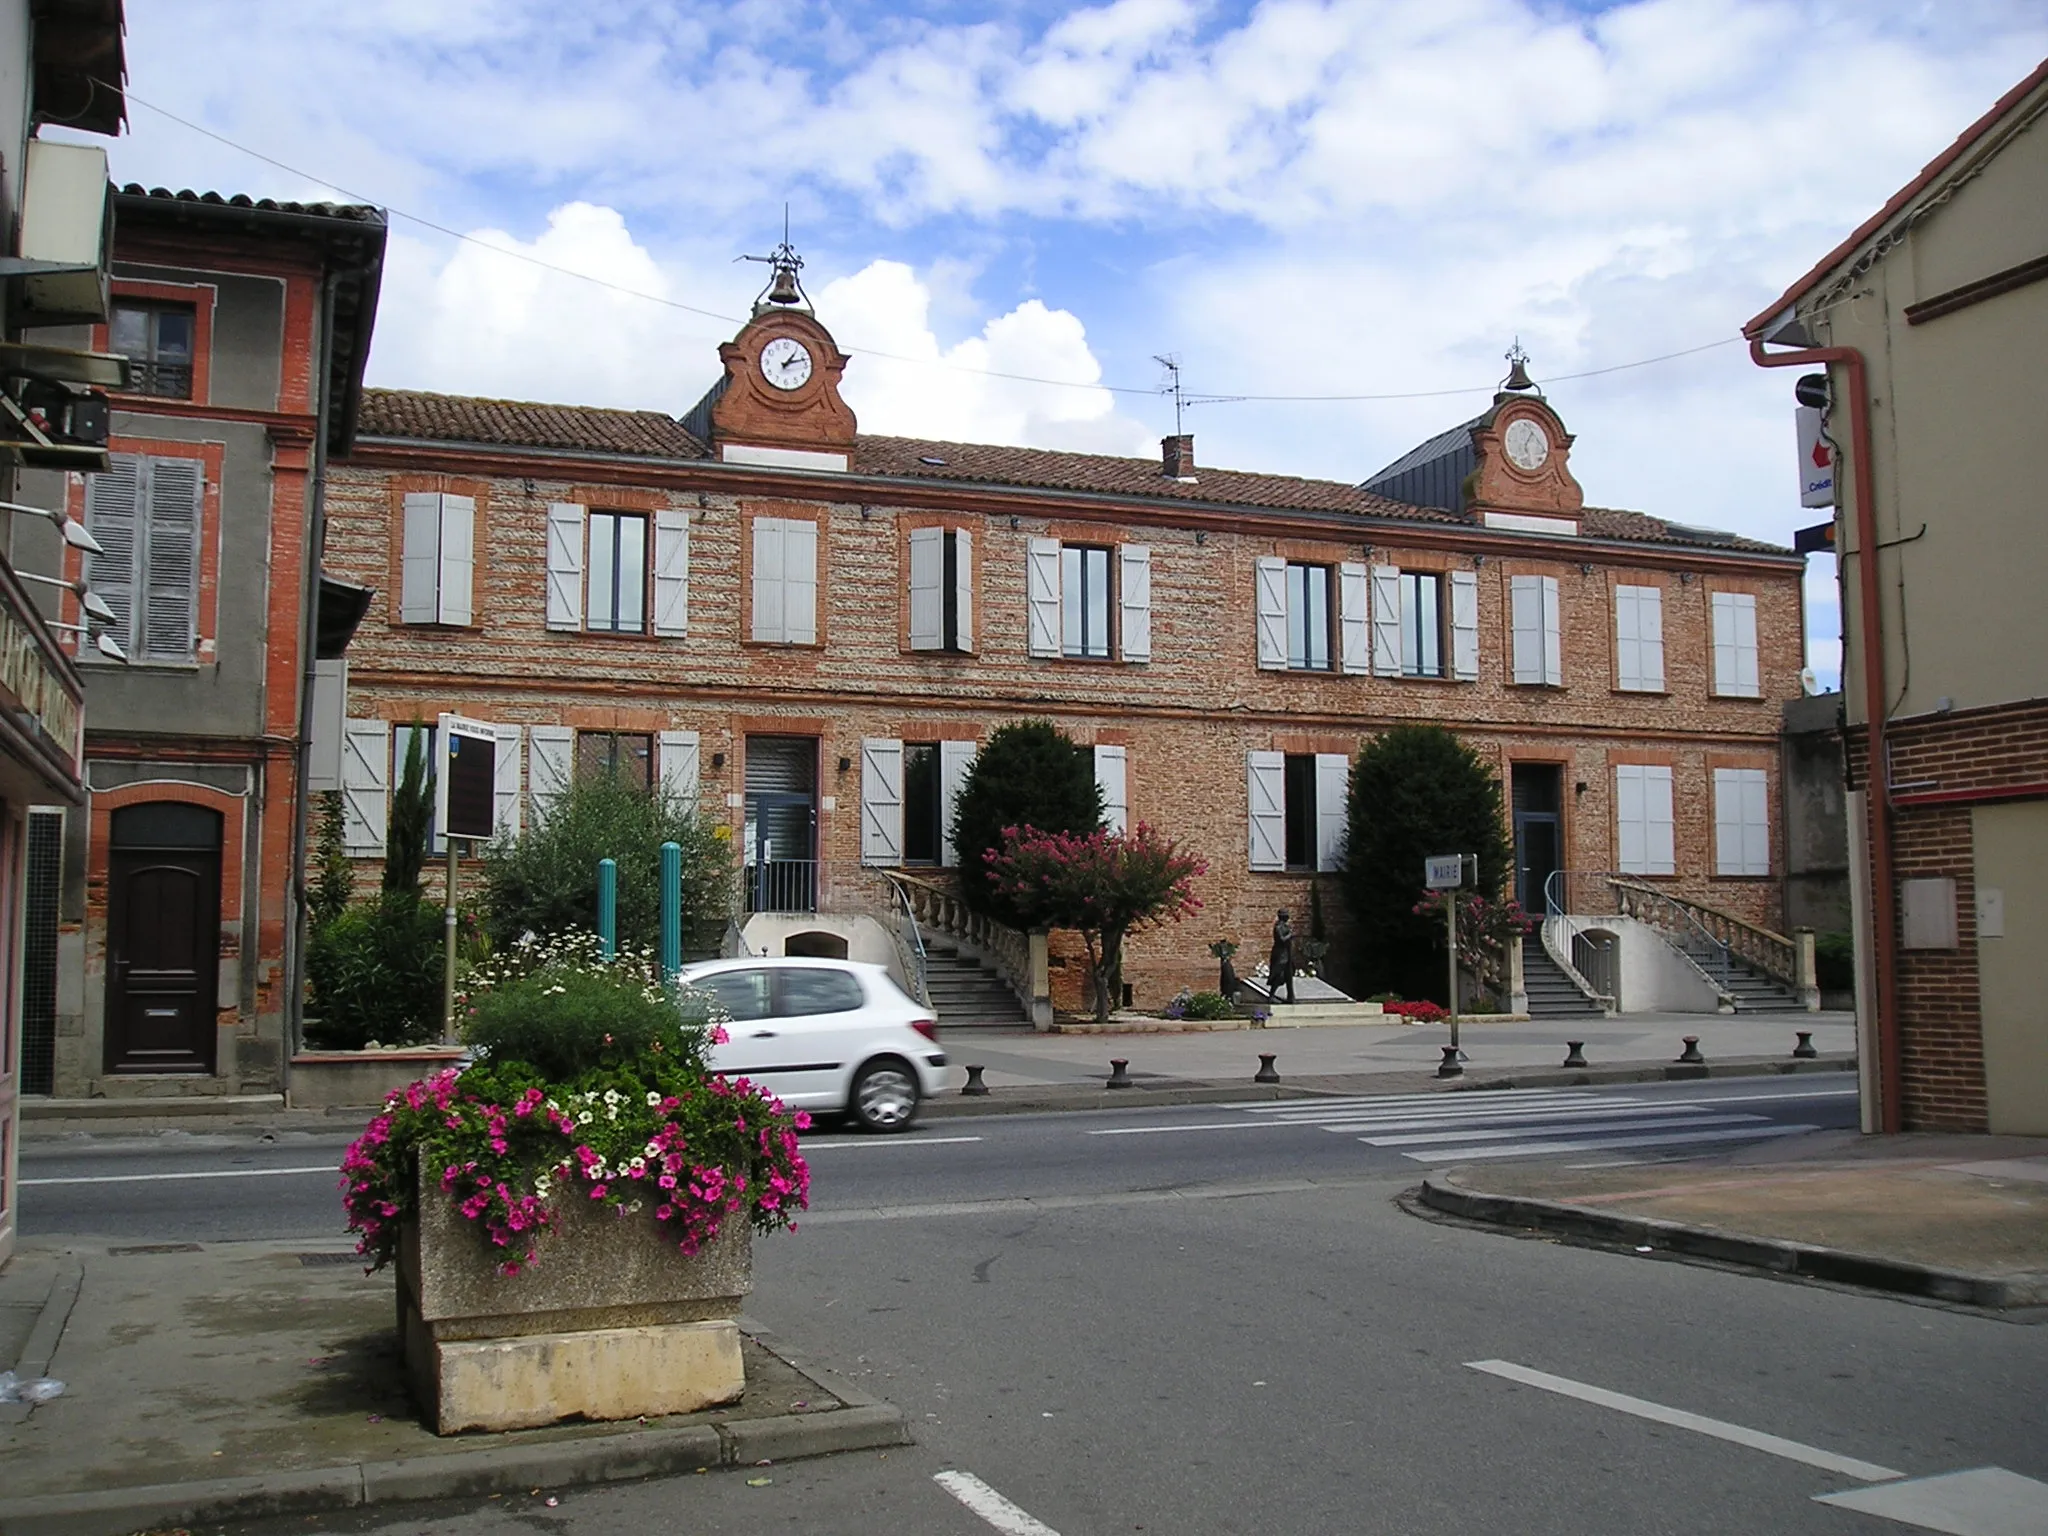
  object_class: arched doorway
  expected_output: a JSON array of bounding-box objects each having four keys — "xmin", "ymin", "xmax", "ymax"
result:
[
  {"xmin": 105, "ymin": 801, "xmax": 222, "ymax": 1074},
  {"xmin": 784, "ymin": 930, "xmax": 849, "ymax": 961}
]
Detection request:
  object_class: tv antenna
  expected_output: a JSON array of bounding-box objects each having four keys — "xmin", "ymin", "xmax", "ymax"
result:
[{"xmin": 1157, "ymin": 353, "xmax": 1244, "ymax": 432}]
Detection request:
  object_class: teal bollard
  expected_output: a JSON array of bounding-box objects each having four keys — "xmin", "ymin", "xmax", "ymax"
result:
[
  {"xmin": 597, "ymin": 858, "xmax": 617, "ymax": 961},
  {"xmin": 660, "ymin": 840, "xmax": 682, "ymax": 982}
]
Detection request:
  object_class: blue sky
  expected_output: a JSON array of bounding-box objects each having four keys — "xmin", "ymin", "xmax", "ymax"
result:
[{"xmin": 73, "ymin": 2, "xmax": 2048, "ymax": 686}]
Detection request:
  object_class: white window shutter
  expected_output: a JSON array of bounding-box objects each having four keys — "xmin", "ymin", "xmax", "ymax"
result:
[
  {"xmin": 1639, "ymin": 585, "xmax": 1665, "ymax": 691},
  {"xmin": 143, "ymin": 458, "xmax": 202, "ymax": 659},
  {"xmin": 1370, "ymin": 564, "xmax": 1402, "ymax": 677},
  {"xmin": 939, "ymin": 739, "xmax": 977, "ymax": 867},
  {"xmin": 1094, "ymin": 744, "xmax": 1128, "ymax": 835},
  {"xmin": 1026, "ymin": 538, "xmax": 1061, "ymax": 658},
  {"xmin": 1743, "ymin": 769, "xmax": 1770, "ymax": 875},
  {"xmin": 306, "ymin": 658, "xmax": 346, "ymax": 793},
  {"xmin": 1254, "ymin": 557, "xmax": 1288, "ymax": 670},
  {"xmin": 1314, "ymin": 753, "xmax": 1350, "ymax": 871},
  {"xmin": 1646, "ymin": 765, "xmax": 1675, "ymax": 874},
  {"xmin": 860, "ymin": 738, "xmax": 904, "ymax": 866},
  {"xmin": 1713, "ymin": 768, "xmax": 1740, "ymax": 876},
  {"xmin": 785, "ymin": 519, "xmax": 818, "ymax": 644},
  {"xmin": 1338, "ymin": 562, "xmax": 1370, "ymax": 675},
  {"xmin": 84, "ymin": 453, "xmax": 140, "ymax": 650},
  {"xmin": 1247, "ymin": 751, "xmax": 1285, "ymax": 871},
  {"xmin": 546, "ymin": 503, "xmax": 585, "ymax": 631},
  {"xmin": 752, "ymin": 517, "xmax": 785, "ymax": 643},
  {"xmin": 1511, "ymin": 576, "xmax": 1542, "ymax": 684},
  {"xmin": 1615, "ymin": 585, "xmax": 1642, "ymax": 690},
  {"xmin": 528, "ymin": 725, "xmax": 573, "ymax": 825},
  {"xmin": 437, "ymin": 493, "xmax": 475, "ymax": 625},
  {"xmin": 1450, "ymin": 569, "xmax": 1480, "ymax": 681},
  {"xmin": 953, "ymin": 527, "xmax": 974, "ymax": 652},
  {"xmin": 341, "ymin": 718, "xmax": 389, "ymax": 854},
  {"xmin": 907, "ymin": 526, "xmax": 943, "ymax": 650},
  {"xmin": 659, "ymin": 729, "xmax": 700, "ymax": 813},
  {"xmin": 1616, "ymin": 764, "xmax": 1646, "ymax": 873},
  {"xmin": 1716, "ymin": 767, "xmax": 1770, "ymax": 876},
  {"xmin": 492, "ymin": 724, "xmax": 523, "ymax": 840},
  {"xmin": 1118, "ymin": 545, "xmax": 1151, "ymax": 663},
  {"xmin": 1539, "ymin": 575, "xmax": 1562, "ymax": 685},
  {"xmin": 401, "ymin": 491, "xmax": 441, "ymax": 624},
  {"xmin": 652, "ymin": 510, "xmax": 689, "ymax": 637}
]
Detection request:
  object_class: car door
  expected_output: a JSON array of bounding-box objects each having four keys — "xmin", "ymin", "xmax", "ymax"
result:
[{"xmin": 765, "ymin": 965, "xmax": 869, "ymax": 1109}]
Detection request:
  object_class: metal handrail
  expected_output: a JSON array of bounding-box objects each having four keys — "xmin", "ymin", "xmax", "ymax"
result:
[
  {"xmin": 1546, "ymin": 869, "xmax": 1734, "ymax": 997},
  {"xmin": 882, "ymin": 868, "xmax": 1040, "ymax": 1020},
  {"xmin": 885, "ymin": 872, "xmax": 931, "ymax": 1006},
  {"xmin": 1609, "ymin": 877, "xmax": 1799, "ymax": 989}
]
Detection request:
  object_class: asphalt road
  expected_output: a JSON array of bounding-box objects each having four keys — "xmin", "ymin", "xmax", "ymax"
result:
[{"xmin": 27, "ymin": 1079, "xmax": 2048, "ymax": 1536}]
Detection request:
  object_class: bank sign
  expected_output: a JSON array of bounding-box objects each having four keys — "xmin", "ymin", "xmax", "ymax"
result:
[{"xmin": 1796, "ymin": 405, "xmax": 1835, "ymax": 508}]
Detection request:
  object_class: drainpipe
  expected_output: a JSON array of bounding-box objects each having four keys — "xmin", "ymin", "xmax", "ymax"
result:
[{"xmin": 1748, "ymin": 336, "xmax": 1901, "ymax": 1133}]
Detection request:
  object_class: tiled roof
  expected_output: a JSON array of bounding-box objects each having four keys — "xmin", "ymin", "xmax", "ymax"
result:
[
  {"xmin": 115, "ymin": 184, "xmax": 385, "ymax": 224},
  {"xmin": 359, "ymin": 388, "xmax": 708, "ymax": 458},
  {"xmin": 1579, "ymin": 507, "xmax": 1787, "ymax": 556}
]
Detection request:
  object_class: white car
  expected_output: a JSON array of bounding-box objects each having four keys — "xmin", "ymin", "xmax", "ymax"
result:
[{"xmin": 681, "ymin": 956, "xmax": 948, "ymax": 1132}]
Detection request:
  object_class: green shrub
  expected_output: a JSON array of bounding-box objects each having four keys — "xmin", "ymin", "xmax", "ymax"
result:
[
  {"xmin": 384, "ymin": 726, "xmax": 434, "ymax": 897},
  {"xmin": 305, "ymin": 893, "xmax": 449, "ymax": 1049},
  {"xmin": 949, "ymin": 720, "xmax": 1103, "ymax": 927},
  {"xmin": 1182, "ymin": 990, "xmax": 1237, "ymax": 1021},
  {"xmin": 463, "ymin": 962, "xmax": 706, "ymax": 1081},
  {"xmin": 1814, "ymin": 930, "xmax": 1855, "ymax": 992}
]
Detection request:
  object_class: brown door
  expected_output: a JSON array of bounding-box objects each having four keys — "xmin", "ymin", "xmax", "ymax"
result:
[{"xmin": 105, "ymin": 804, "xmax": 221, "ymax": 1075}]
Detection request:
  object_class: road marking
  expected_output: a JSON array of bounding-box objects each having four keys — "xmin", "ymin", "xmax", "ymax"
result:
[
  {"xmin": 805, "ymin": 1175, "xmax": 1354, "ymax": 1223},
  {"xmin": 1361, "ymin": 1112, "xmax": 1766, "ymax": 1147},
  {"xmin": 803, "ymin": 1136, "xmax": 983, "ymax": 1150},
  {"xmin": 1088, "ymin": 1121, "xmax": 1304, "ymax": 1136},
  {"xmin": 1312, "ymin": 1103, "xmax": 1717, "ymax": 1130},
  {"xmin": 934, "ymin": 1471, "xmax": 1063, "ymax": 1536},
  {"xmin": 19, "ymin": 1165, "xmax": 338, "ymax": 1186},
  {"xmin": 1230, "ymin": 1090, "xmax": 1600, "ymax": 1113},
  {"xmin": 1814, "ymin": 1466, "xmax": 2048, "ymax": 1532},
  {"xmin": 1393, "ymin": 1122, "xmax": 1818, "ymax": 1162},
  {"xmin": 1467, "ymin": 1360, "xmax": 1905, "ymax": 1482}
]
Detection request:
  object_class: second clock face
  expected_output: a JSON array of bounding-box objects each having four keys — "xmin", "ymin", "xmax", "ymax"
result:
[
  {"xmin": 1504, "ymin": 417, "xmax": 1549, "ymax": 471},
  {"xmin": 760, "ymin": 336, "xmax": 814, "ymax": 391}
]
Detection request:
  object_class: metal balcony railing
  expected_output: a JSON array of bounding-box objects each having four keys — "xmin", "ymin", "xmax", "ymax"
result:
[{"xmin": 743, "ymin": 858, "xmax": 817, "ymax": 915}]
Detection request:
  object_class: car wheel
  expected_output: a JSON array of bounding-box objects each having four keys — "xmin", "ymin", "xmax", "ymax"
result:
[{"xmin": 849, "ymin": 1057, "xmax": 920, "ymax": 1133}]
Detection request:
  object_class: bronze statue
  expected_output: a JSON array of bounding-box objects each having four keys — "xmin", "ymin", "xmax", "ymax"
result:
[{"xmin": 1268, "ymin": 909, "xmax": 1296, "ymax": 1005}]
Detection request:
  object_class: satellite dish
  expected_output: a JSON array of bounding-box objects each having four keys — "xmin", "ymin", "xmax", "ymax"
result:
[{"xmin": 1800, "ymin": 666, "xmax": 1818, "ymax": 696}]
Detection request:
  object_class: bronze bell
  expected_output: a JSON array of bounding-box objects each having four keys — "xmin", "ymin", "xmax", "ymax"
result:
[
  {"xmin": 1502, "ymin": 354, "xmax": 1537, "ymax": 393},
  {"xmin": 765, "ymin": 266, "xmax": 804, "ymax": 306}
]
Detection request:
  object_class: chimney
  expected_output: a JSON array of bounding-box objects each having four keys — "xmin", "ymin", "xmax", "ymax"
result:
[{"xmin": 1161, "ymin": 433, "xmax": 1195, "ymax": 479}]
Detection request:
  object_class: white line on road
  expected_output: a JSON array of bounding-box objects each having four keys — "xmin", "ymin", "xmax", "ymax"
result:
[
  {"xmin": 933, "ymin": 1471, "xmax": 1064, "ymax": 1536},
  {"xmin": 803, "ymin": 1136, "xmax": 983, "ymax": 1150},
  {"xmin": 1392, "ymin": 1122, "xmax": 1818, "ymax": 1162},
  {"xmin": 20, "ymin": 1165, "xmax": 338, "ymax": 1186},
  {"xmin": 1088, "ymin": 1121, "xmax": 1305, "ymax": 1137},
  {"xmin": 1226, "ymin": 1090, "xmax": 1602, "ymax": 1112},
  {"xmin": 1466, "ymin": 1360, "xmax": 1905, "ymax": 1483},
  {"xmin": 1361, "ymin": 1113, "xmax": 1765, "ymax": 1147}
]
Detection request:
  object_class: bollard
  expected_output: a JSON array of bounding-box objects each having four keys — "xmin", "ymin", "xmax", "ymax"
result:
[
  {"xmin": 1106, "ymin": 1058, "xmax": 1133, "ymax": 1089},
  {"xmin": 1436, "ymin": 1044, "xmax": 1463, "ymax": 1079},
  {"xmin": 1254, "ymin": 1053, "xmax": 1279, "ymax": 1084},
  {"xmin": 1677, "ymin": 1035, "xmax": 1705, "ymax": 1064},
  {"xmin": 597, "ymin": 858, "xmax": 617, "ymax": 961},
  {"xmin": 1792, "ymin": 1031, "xmax": 1818, "ymax": 1059},
  {"xmin": 1562, "ymin": 1041, "xmax": 1588, "ymax": 1069},
  {"xmin": 659, "ymin": 840, "xmax": 682, "ymax": 983},
  {"xmin": 961, "ymin": 1064, "xmax": 991, "ymax": 1096}
]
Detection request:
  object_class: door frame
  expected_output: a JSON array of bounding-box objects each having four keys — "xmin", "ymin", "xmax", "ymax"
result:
[{"xmin": 1509, "ymin": 760, "xmax": 1568, "ymax": 916}]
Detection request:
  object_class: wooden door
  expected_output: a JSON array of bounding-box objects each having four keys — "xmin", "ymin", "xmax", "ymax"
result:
[{"xmin": 105, "ymin": 845, "xmax": 219, "ymax": 1074}]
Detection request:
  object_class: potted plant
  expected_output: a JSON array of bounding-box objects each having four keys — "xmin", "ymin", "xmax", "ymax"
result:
[{"xmin": 340, "ymin": 931, "xmax": 809, "ymax": 1434}]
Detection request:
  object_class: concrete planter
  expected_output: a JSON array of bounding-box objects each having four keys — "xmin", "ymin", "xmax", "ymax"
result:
[
  {"xmin": 289, "ymin": 1046, "xmax": 468, "ymax": 1110},
  {"xmin": 398, "ymin": 1166, "xmax": 751, "ymax": 1434}
]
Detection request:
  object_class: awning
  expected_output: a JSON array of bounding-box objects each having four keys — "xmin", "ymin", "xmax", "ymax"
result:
[{"xmin": 316, "ymin": 575, "xmax": 375, "ymax": 659}]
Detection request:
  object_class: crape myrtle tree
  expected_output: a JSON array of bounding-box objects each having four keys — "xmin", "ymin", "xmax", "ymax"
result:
[
  {"xmin": 1340, "ymin": 725, "xmax": 1513, "ymax": 1002},
  {"xmin": 949, "ymin": 720, "xmax": 1103, "ymax": 926}
]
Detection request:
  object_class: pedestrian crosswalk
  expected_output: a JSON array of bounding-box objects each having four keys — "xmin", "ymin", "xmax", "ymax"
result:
[{"xmin": 1226, "ymin": 1088, "xmax": 1828, "ymax": 1165}]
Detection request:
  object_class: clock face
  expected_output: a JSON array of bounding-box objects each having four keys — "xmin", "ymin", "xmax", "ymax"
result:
[
  {"xmin": 1503, "ymin": 417, "xmax": 1549, "ymax": 471},
  {"xmin": 759, "ymin": 336, "xmax": 814, "ymax": 391}
]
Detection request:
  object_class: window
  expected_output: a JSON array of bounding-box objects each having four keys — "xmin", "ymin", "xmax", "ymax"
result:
[
  {"xmin": 1614, "ymin": 584, "xmax": 1665, "ymax": 691},
  {"xmin": 1399, "ymin": 570, "xmax": 1443, "ymax": 678},
  {"xmin": 401, "ymin": 492, "xmax": 475, "ymax": 626},
  {"xmin": 109, "ymin": 303, "xmax": 195, "ymax": 398},
  {"xmin": 778, "ymin": 968, "xmax": 865, "ymax": 1017},
  {"xmin": 393, "ymin": 722, "xmax": 440, "ymax": 850},
  {"xmin": 903, "ymin": 743, "xmax": 941, "ymax": 863},
  {"xmin": 84, "ymin": 452, "xmax": 202, "ymax": 662},
  {"xmin": 1711, "ymin": 591, "xmax": 1760, "ymax": 697},
  {"xmin": 586, "ymin": 510, "xmax": 648, "ymax": 632},
  {"xmin": 1615, "ymin": 764, "xmax": 1675, "ymax": 875},
  {"xmin": 576, "ymin": 730, "xmax": 653, "ymax": 791},
  {"xmin": 907, "ymin": 526, "xmax": 973, "ymax": 652},
  {"xmin": 751, "ymin": 515, "xmax": 819, "ymax": 644},
  {"xmin": 862, "ymin": 738, "xmax": 975, "ymax": 866},
  {"xmin": 1287, "ymin": 563, "xmax": 1332, "ymax": 670},
  {"xmin": 1247, "ymin": 750, "xmax": 1349, "ymax": 872},
  {"xmin": 1713, "ymin": 768, "xmax": 1770, "ymax": 876},
  {"xmin": 1061, "ymin": 544, "xmax": 1113, "ymax": 658},
  {"xmin": 1510, "ymin": 574, "xmax": 1563, "ymax": 685},
  {"xmin": 1094, "ymin": 744, "xmax": 1128, "ymax": 835},
  {"xmin": 696, "ymin": 968, "xmax": 771, "ymax": 1021}
]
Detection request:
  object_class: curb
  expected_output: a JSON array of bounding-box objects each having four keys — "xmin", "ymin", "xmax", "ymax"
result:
[
  {"xmin": 1416, "ymin": 1173, "xmax": 2048, "ymax": 1310},
  {"xmin": 20, "ymin": 1094, "xmax": 287, "ymax": 1121},
  {"xmin": 0, "ymin": 1374, "xmax": 910, "ymax": 1536}
]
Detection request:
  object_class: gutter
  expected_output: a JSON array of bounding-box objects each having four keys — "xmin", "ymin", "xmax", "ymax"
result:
[{"xmin": 1746, "ymin": 335, "xmax": 1901, "ymax": 1133}]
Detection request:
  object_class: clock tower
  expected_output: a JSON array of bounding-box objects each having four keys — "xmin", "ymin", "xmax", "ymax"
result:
[{"xmin": 1464, "ymin": 345, "xmax": 1584, "ymax": 519}]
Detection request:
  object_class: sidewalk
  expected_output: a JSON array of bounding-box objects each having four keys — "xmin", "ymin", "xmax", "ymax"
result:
[
  {"xmin": 1419, "ymin": 1129, "xmax": 2048, "ymax": 1310},
  {"xmin": 0, "ymin": 1239, "xmax": 907, "ymax": 1536}
]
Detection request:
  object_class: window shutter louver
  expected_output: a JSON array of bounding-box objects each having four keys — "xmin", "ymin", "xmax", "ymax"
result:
[
  {"xmin": 436, "ymin": 493, "xmax": 475, "ymax": 625},
  {"xmin": 1714, "ymin": 767, "xmax": 1770, "ymax": 876},
  {"xmin": 652, "ymin": 510, "xmax": 689, "ymax": 637},
  {"xmin": 751, "ymin": 518, "xmax": 784, "ymax": 642},
  {"xmin": 492, "ymin": 724, "xmax": 523, "ymax": 839},
  {"xmin": 546, "ymin": 503, "xmax": 585, "ymax": 630},
  {"xmin": 1314, "ymin": 753, "xmax": 1350, "ymax": 871},
  {"xmin": 953, "ymin": 527, "xmax": 974, "ymax": 652},
  {"xmin": 1254, "ymin": 557, "xmax": 1288, "ymax": 669},
  {"xmin": 527, "ymin": 725, "xmax": 573, "ymax": 825},
  {"xmin": 1615, "ymin": 585, "xmax": 1641, "ymax": 690},
  {"xmin": 907, "ymin": 526, "xmax": 943, "ymax": 650},
  {"xmin": 939, "ymin": 739, "xmax": 976, "ymax": 867},
  {"xmin": 860, "ymin": 738, "xmax": 904, "ymax": 866},
  {"xmin": 1539, "ymin": 575, "xmax": 1562, "ymax": 685},
  {"xmin": 84, "ymin": 453, "xmax": 140, "ymax": 652},
  {"xmin": 1640, "ymin": 585, "xmax": 1665, "ymax": 690},
  {"xmin": 1118, "ymin": 545, "xmax": 1151, "ymax": 662},
  {"xmin": 401, "ymin": 491, "xmax": 441, "ymax": 624},
  {"xmin": 341, "ymin": 718, "xmax": 389, "ymax": 854},
  {"xmin": 658, "ymin": 729, "xmax": 701, "ymax": 812},
  {"xmin": 1026, "ymin": 538, "xmax": 1061, "ymax": 657},
  {"xmin": 1450, "ymin": 569, "xmax": 1480, "ymax": 681},
  {"xmin": 1510, "ymin": 575, "xmax": 1543, "ymax": 684},
  {"xmin": 142, "ymin": 457, "xmax": 201, "ymax": 659},
  {"xmin": 1094, "ymin": 744, "xmax": 1128, "ymax": 835},
  {"xmin": 1370, "ymin": 564, "xmax": 1402, "ymax": 676},
  {"xmin": 785, "ymin": 519, "xmax": 818, "ymax": 644},
  {"xmin": 1713, "ymin": 592, "xmax": 1760, "ymax": 696},
  {"xmin": 1247, "ymin": 751, "xmax": 1286, "ymax": 871},
  {"xmin": 1338, "ymin": 562, "xmax": 1370, "ymax": 674},
  {"xmin": 306, "ymin": 659, "xmax": 347, "ymax": 792},
  {"xmin": 1743, "ymin": 770, "xmax": 1770, "ymax": 875},
  {"xmin": 1646, "ymin": 765, "xmax": 1675, "ymax": 874}
]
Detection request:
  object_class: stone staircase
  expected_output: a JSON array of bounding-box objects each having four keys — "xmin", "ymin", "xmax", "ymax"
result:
[
  {"xmin": 1673, "ymin": 933, "xmax": 1805, "ymax": 1012},
  {"xmin": 922, "ymin": 945, "xmax": 1032, "ymax": 1029},
  {"xmin": 1523, "ymin": 940, "xmax": 1604, "ymax": 1018}
]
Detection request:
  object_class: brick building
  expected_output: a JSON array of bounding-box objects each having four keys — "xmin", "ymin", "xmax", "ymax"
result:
[{"xmin": 322, "ymin": 268, "xmax": 1806, "ymax": 1020}]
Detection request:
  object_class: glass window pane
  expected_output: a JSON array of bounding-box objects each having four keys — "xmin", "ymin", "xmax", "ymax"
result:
[
  {"xmin": 588, "ymin": 513, "xmax": 619, "ymax": 629},
  {"xmin": 700, "ymin": 968, "xmax": 770, "ymax": 1021},
  {"xmin": 154, "ymin": 310, "xmax": 194, "ymax": 360},
  {"xmin": 110, "ymin": 307, "xmax": 147, "ymax": 358},
  {"xmin": 1083, "ymin": 547, "xmax": 1109, "ymax": 657},
  {"xmin": 1061, "ymin": 545, "xmax": 1082, "ymax": 655},
  {"xmin": 1287, "ymin": 564, "xmax": 1308, "ymax": 668},
  {"xmin": 1307, "ymin": 566, "xmax": 1329, "ymax": 669},
  {"xmin": 903, "ymin": 743, "xmax": 939, "ymax": 863},
  {"xmin": 615, "ymin": 513, "xmax": 646, "ymax": 631},
  {"xmin": 778, "ymin": 968, "xmax": 865, "ymax": 1017},
  {"xmin": 1417, "ymin": 575, "xmax": 1440, "ymax": 675}
]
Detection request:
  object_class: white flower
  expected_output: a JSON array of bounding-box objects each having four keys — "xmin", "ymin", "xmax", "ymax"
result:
[
  {"xmin": 644, "ymin": 1141, "xmax": 662, "ymax": 1158},
  {"xmin": 578, "ymin": 1111, "xmax": 593, "ymax": 1125},
  {"xmin": 603, "ymin": 1090, "xmax": 621, "ymax": 1105},
  {"xmin": 646, "ymin": 1092, "xmax": 662, "ymax": 1107},
  {"xmin": 629, "ymin": 1156, "xmax": 646, "ymax": 1170}
]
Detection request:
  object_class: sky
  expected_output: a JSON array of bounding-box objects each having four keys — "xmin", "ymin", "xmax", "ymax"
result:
[{"xmin": 65, "ymin": 2, "xmax": 2048, "ymax": 687}]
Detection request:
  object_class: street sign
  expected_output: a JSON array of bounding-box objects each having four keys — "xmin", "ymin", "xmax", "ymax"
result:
[
  {"xmin": 1796, "ymin": 404, "xmax": 1835, "ymax": 507},
  {"xmin": 436, "ymin": 713, "xmax": 498, "ymax": 842},
  {"xmin": 1425, "ymin": 854, "xmax": 1464, "ymax": 890}
]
